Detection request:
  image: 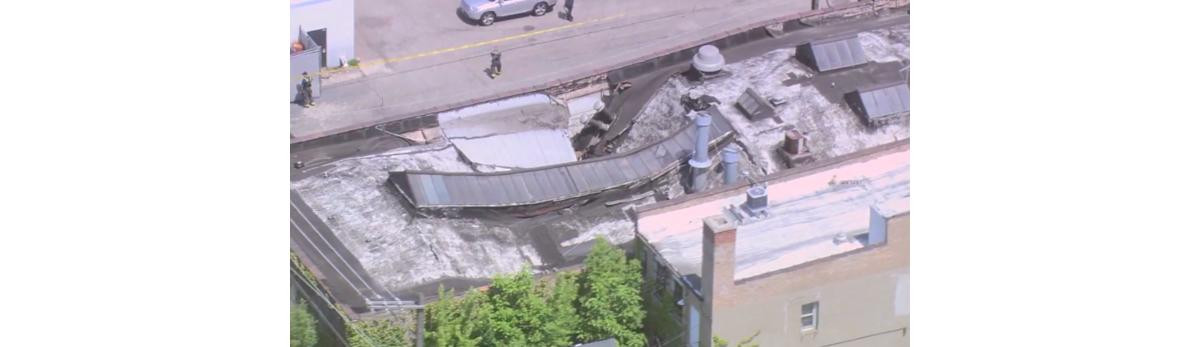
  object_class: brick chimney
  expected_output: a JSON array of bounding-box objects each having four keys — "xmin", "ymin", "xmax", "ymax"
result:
[{"xmin": 701, "ymin": 215, "xmax": 737, "ymax": 347}]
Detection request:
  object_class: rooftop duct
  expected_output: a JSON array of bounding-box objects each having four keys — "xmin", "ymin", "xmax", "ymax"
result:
[
  {"xmin": 687, "ymin": 113, "xmax": 714, "ymax": 194},
  {"xmin": 720, "ymin": 146, "xmax": 739, "ymax": 186}
]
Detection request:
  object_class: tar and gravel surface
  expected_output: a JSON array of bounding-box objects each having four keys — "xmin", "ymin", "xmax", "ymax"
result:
[
  {"xmin": 292, "ymin": 98, "xmax": 636, "ymax": 295},
  {"xmin": 620, "ymin": 24, "xmax": 910, "ymax": 175},
  {"xmin": 291, "ymin": 23, "xmax": 909, "ymax": 295}
]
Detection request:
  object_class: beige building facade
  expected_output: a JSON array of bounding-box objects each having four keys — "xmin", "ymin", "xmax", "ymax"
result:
[
  {"xmin": 636, "ymin": 141, "xmax": 910, "ymax": 347},
  {"xmin": 701, "ymin": 214, "xmax": 909, "ymax": 347}
]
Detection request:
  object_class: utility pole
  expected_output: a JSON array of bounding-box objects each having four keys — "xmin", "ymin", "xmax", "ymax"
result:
[{"xmin": 415, "ymin": 293, "xmax": 425, "ymax": 347}]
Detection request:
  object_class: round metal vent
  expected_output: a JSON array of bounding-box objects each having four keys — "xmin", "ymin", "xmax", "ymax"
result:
[{"xmin": 692, "ymin": 45, "xmax": 725, "ymax": 73}]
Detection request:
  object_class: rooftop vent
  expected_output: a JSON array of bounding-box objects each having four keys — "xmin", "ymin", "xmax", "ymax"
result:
[
  {"xmin": 735, "ymin": 88, "xmax": 775, "ymax": 121},
  {"xmin": 687, "ymin": 113, "xmax": 714, "ymax": 194},
  {"xmin": 795, "ymin": 35, "xmax": 867, "ymax": 72},
  {"xmin": 720, "ymin": 146, "xmax": 739, "ymax": 185},
  {"xmin": 743, "ymin": 185, "xmax": 768, "ymax": 216},
  {"xmin": 692, "ymin": 45, "xmax": 726, "ymax": 73},
  {"xmin": 778, "ymin": 129, "xmax": 814, "ymax": 168}
]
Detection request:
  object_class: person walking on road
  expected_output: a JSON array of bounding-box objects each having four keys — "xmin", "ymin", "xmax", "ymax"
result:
[
  {"xmin": 300, "ymin": 72, "xmax": 316, "ymax": 108},
  {"xmin": 488, "ymin": 48, "xmax": 503, "ymax": 79},
  {"xmin": 563, "ymin": 0, "xmax": 575, "ymax": 21}
]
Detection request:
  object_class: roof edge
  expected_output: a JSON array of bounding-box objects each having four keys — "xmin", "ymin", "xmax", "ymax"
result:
[{"xmin": 635, "ymin": 139, "xmax": 910, "ymax": 218}]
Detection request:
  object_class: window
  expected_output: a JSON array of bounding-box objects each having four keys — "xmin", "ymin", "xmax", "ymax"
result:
[{"xmin": 800, "ymin": 302, "xmax": 819, "ymax": 330}]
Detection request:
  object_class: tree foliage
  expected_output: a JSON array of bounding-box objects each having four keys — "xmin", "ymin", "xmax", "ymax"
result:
[
  {"xmin": 291, "ymin": 300, "xmax": 319, "ymax": 347},
  {"xmin": 425, "ymin": 286, "xmax": 487, "ymax": 347},
  {"xmin": 576, "ymin": 236, "xmax": 647, "ymax": 347},
  {"xmin": 548, "ymin": 271, "xmax": 581, "ymax": 342},
  {"xmin": 348, "ymin": 318, "xmax": 415, "ymax": 347},
  {"xmin": 481, "ymin": 268, "xmax": 576, "ymax": 346},
  {"xmin": 421, "ymin": 236, "xmax": 645, "ymax": 347}
]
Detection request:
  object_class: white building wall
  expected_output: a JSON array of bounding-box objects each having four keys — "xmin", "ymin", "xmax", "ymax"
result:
[{"xmin": 290, "ymin": 0, "xmax": 355, "ymax": 67}]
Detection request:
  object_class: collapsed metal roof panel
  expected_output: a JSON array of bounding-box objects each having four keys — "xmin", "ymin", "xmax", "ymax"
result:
[
  {"xmin": 452, "ymin": 130, "xmax": 576, "ymax": 169},
  {"xmin": 856, "ymin": 82, "xmax": 910, "ymax": 119},
  {"xmin": 390, "ymin": 109, "xmax": 735, "ymax": 209}
]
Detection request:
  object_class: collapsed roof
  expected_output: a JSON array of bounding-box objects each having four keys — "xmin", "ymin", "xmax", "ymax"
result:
[{"xmin": 390, "ymin": 109, "xmax": 736, "ymax": 210}]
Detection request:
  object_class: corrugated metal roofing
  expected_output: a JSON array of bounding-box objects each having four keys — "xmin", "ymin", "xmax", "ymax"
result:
[
  {"xmin": 805, "ymin": 35, "xmax": 868, "ymax": 72},
  {"xmin": 437, "ymin": 93, "xmax": 578, "ymax": 169},
  {"xmin": 451, "ymin": 130, "xmax": 576, "ymax": 168},
  {"xmin": 391, "ymin": 109, "xmax": 735, "ymax": 209},
  {"xmin": 856, "ymin": 82, "xmax": 910, "ymax": 119}
]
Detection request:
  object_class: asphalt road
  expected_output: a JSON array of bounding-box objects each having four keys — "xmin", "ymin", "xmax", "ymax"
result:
[
  {"xmin": 354, "ymin": 0, "xmax": 704, "ymax": 67},
  {"xmin": 291, "ymin": 0, "xmax": 846, "ymax": 141}
]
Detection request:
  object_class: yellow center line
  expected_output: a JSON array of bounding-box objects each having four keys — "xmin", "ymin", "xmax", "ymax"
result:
[{"xmin": 328, "ymin": 13, "xmax": 627, "ymax": 75}]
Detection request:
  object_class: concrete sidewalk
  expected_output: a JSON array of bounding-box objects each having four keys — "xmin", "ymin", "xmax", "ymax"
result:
[{"xmin": 291, "ymin": 0, "xmax": 907, "ymax": 142}]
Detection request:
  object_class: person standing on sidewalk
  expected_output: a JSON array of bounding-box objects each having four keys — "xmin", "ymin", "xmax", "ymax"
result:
[
  {"xmin": 300, "ymin": 72, "xmax": 316, "ymax": 108},
  {"xmin": 488, "ymin": 48, "xmax": 503, "ymax": 79},
  {"xmin": 563, "ymin": 0, "xmax": 575, "ymax": 21}
]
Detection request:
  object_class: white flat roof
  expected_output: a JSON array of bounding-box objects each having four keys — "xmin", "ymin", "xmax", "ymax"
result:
[{"xmin": 638, "ymin": 144, "xmax": 910, "ymax": 280}]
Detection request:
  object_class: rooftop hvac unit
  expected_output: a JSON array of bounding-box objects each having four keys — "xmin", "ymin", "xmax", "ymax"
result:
[{"xmin": 743, "ymin": 185, "xmax": 768, "ymax": 216}]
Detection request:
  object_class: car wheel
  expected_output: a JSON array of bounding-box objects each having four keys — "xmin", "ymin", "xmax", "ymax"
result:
[
  {"xmin": 532, "ymin": 3, "xmax": 548, "ymax": 16},
  {"xmin": 481, "ymin": 12, "xmax": 496, "ymax": 26}
]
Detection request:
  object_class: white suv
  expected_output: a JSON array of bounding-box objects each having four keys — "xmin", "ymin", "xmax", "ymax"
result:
[{"xmin": 460, "ymin": 0, "xmax": 557, "ymax": 26}]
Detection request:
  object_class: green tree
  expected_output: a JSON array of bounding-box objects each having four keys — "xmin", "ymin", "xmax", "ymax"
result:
[
  {"xmin": 547, "ymin": 271, "xmax": 581, "ymax": 343},
  {"xmin": 420, "ymin": 236, "xmax": 647, "ymax": 347},
  {"xmin": 481, "ymin": 268, "xmax": 573, "ymax": 346},
  {"xmin": 348, "ymin": 319, "xmax": 414, "ymax": 347},
  {"xmin": 425, "ymin": 286, "xmax": 487, "ymax": 347},
  {"xmin": 576, "ymin": 237, "xmax": 647, "ymax": 347},
  {"xmin": 291, "ymin": 300, "xmax": 318, "ymax": 347}
]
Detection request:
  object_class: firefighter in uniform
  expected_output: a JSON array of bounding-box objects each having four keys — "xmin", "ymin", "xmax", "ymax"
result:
[
  {"xmin": 488, "ymin": 48, "xmax": 503, "ymax": 79},
  {"xmin": 300, "ymin": 72, "xmax": 315, "ymax": 108}
]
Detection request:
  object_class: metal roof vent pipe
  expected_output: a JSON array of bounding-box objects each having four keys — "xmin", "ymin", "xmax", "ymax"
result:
[
  {"xmin": 784, "ymin": 129, "xmax": 803, "ymax": 155},
  {"xmin": 721, "ymin": 146, "xmax": 739, "ymax": 186},
  {"xmin": 687, "ymin": 113, "xmax": 713, "ymax": 194},
  {"xmin": 689, "ymin": 45, "xmax": 728, "ymax": 83}
]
